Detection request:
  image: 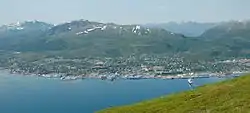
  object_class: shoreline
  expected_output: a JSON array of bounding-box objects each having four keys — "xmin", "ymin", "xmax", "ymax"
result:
[{"xmin": 0, "ymin": 69, "xmax": 246, "ymax": 81}]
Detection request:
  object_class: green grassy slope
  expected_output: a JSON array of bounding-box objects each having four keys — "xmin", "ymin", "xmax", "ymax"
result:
[{"xmin": 97, "ymin": 75, "xmax": 250, "ymax": 113}]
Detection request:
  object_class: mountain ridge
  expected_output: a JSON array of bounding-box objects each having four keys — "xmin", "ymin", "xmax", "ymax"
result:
[
  {"xmin": 144, "ymin": 21, "xmax": 217, "ymax": 37},
  {"xmin": 0, "ymin": 19, "xmax": 250, "ymax": 58}
]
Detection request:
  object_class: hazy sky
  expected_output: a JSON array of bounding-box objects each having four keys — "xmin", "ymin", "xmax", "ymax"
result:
[{"xmin": 1, "ymin": 0, "xmax": 250, "ymax": 25}]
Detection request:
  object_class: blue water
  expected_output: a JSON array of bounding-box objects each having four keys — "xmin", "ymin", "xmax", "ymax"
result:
[{"xmin": 0, "ymin": 71, "xmax": 225, "ymax": 113}]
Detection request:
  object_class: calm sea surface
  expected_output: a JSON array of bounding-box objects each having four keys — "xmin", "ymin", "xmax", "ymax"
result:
[{"xmin": 0, "ymin": 71, "xmax": 225, "ymax": 113}]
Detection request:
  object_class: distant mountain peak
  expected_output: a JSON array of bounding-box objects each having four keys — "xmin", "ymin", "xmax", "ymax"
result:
[
  {"xmin": 200, "ymin": 20, "xmax": 250, "ymax": 39},
  {"xmin": 47, "ymin": 20, "xmax": 158, "ymax": 36},
  {"xmin": 144, "ymin": 22, "xmax": 216, "ymax": 37},
  {"xmin": 0, "ymin": 20, "xmax": 53, "ymax": 32}
]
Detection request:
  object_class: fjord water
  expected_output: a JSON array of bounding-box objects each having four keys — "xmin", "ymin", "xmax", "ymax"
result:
[{"xmin": 0, "ymin": 71, "xmax": 225, "ymax": 113}]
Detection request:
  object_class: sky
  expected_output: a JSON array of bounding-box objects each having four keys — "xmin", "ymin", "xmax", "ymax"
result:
[{"xmin": 0, "ymin": 0, "xmax": 250, "ymax": 25}]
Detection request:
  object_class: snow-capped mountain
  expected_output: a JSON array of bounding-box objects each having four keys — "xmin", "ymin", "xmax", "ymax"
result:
[
  {"xmin": 0, "ymin": 20, "xmax": 53, "ymax": 32},
  {"xmin": 0, "ymin": 19, "xmax": 185, "ymax": 56},
  {"xmin": 46, "ymin": 19, "xmax": 177, "ymax": 37},
  {"xmin": 0, "ymin": 19, "xmax": 179, "ymax": 38}
]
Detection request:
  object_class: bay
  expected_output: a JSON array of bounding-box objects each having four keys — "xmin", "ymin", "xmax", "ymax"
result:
[{"xmin": 0, "ymin": 71, "xmax": 225, "ymax": 113}]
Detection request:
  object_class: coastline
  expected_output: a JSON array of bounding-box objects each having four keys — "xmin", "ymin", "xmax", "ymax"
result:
[{"xmin": 0, "ymin": 68, "xmax": 246, "ymax": 81}]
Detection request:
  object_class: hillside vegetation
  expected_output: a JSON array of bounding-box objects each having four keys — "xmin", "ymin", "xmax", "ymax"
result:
[
  {"xmin": 97, "ymin": 74, "xmax": 250, "ymax": 113},
  {"xmin": 1, "ymin": 20, "xmax": 250, "ymax": 59}
]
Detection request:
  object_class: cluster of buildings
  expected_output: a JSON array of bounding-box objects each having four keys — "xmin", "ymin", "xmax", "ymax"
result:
[{"xmin": 2, "ymin": 55, "xmax": 250, "ymax": 80}]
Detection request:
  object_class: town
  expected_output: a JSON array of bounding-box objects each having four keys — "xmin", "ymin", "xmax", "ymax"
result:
[{"xmin": 0, "ymin": 54, "xmax": 249, "ymax": 81}]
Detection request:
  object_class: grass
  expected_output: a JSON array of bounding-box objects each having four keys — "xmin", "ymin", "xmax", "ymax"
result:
[{"xmin": 97, "ymin": 74, "xmax": 250, "ymax": 113}]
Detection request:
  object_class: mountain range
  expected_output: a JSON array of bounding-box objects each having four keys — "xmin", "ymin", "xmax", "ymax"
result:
[
  {"xmin": 0, "ymin": 19, "xmax": 250, "ymax": 59},
  {"xmin": 144, "ymin": 21, "xmax": 216, "ymax": 37}
]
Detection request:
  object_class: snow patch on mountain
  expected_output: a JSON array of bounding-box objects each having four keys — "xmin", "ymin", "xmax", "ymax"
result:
[
  {"xmin": 101, "ymin": 26, "xmax": 107, "ymax": 30},
  {"xmin": 16, "ymin": 27, "xmax": 24, "ymax": 30},
  {"xmin": 132, "ymin": 25, "xmax": 142, "ymax": 34},
  {"xmin": 136, "ymin": 25, "xmax": 141, "ymax": 29},
  {"xmin": 86, "ymin": 26, "xmax": 102, "ymax": 32},
  {"xmin": 76, "ymin": 31, "xmax": 84, "ymax": 35}
]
